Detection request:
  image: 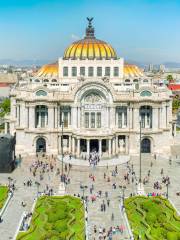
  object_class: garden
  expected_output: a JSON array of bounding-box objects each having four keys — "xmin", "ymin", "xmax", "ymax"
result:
[
  {"xmin": 124, "ymin": 196, "xmax": 180, "ymax": 240},
  {"xmin": 0, "ymin": 185, "xmax": 9, "ymax": 210},
  {"xmin": 16, "ymin": 195, "xmax": 85, "ymax": 240}
]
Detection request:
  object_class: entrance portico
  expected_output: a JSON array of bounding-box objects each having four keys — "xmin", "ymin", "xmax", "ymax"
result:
[{"xmin": 70, "ymin": 135, "xmax": 129, "ymax": 159}]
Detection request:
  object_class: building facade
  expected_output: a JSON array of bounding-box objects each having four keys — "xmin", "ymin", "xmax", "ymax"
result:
[{"xmin": 5, "ymin": 19, "xmax": 175, "ymax": 158}]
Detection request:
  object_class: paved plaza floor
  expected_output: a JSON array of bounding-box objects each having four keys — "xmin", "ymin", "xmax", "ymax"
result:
[{"xmin": 0, "ymin": 148, "xmax": 180, "ymax": 239}]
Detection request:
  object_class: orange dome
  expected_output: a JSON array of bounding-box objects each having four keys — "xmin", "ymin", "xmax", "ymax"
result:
[
  {"xmin": 63, "ymin": 18, "xmax": 117, "ymax": 60},
  {"xmin": 36, "ymin": 63, "xmax": 58, "ymax": 78},
  {"xmin": 64, "ymin": 39, "xmax": 117, "ymax": 60},
  {"xmin": 124, "ymin": 64, "xmax": 143, "ymax": 78}
]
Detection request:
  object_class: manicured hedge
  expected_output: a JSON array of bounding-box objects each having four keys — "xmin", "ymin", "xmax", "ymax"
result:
[
  {"xmin": 125, "ymin": 196, "xmax": 180, "ymax": 240},
  {"xmin": 16, "ymin": 195, "xmax": 85, "ymax": 240},
  {"xmin": 0, "ymin": 186, "xmax": 8, "ymax": 209}
]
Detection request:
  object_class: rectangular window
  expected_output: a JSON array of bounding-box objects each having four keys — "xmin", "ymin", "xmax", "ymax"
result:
[
  {"xmin": 88, "ymin": 67, "xmax": 94, "ymax": 77},
  {"xmin": 97, "ymin": 67, "xmax": 102, "ymax": 77},
  {"xmin": 41, "ymin": 112, "xmax": 45, "ymax": 128},
  {"xmin": 105, "ymin": 67, "xmax": 110, "ymax": 76},
  {"xmin": 91, "ymin": 112, "xmax": 95, "ymax": 128},
  {"xmin": 63, "ymin": 67, "xmax": 68, "ymax": 77},
  {"xmin": 72, "ymin": 67, "xmax": 77, "ymax": 77},
  {"xmin": 64, "ymin": 112, "xmax": 68, "ymax": 128},
  {"xmin": 118, "ymin": 112, "xmax": 122, "ymax": 128},
  {"xmin": 97, "ymin": 112, "xmax": 101, "ymax": 128},
  {"xmin": 85, "ymin": 112, "xmax": 89, "ymax": 128},
  {"xmin": 141, "ymin": 114, "xmax": 145, "ymax": 128},
  {"xmin": 80, "ymin": 67, "xmax": 85, "ymax": 76},
  {"xmin": 114, "ymin": 67, "xmax": 119, "ymax": 77},
  {"xmin": 124, "ymin": 108, "xmax": 127, "ymax": 126},
  {"xmin": 27, "ymin": 107, "xmax": 29, "ymax": 128}
]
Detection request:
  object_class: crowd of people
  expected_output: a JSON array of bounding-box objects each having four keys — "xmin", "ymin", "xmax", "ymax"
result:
[{"xmin": 89, "ymin": 151, "xmax": 100, "ymax": 166}]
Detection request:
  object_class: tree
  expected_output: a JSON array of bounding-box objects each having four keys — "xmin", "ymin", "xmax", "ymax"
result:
[
  {"xmin": 0, "ymin": 98, "xmax": 10, "ymax": 118},
  {"xmin": 167, "ymin": 74, "xmax": 173, "ymax": 83}
]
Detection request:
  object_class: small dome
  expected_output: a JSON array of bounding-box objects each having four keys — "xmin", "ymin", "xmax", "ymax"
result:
[
  {"xmin": 124, "ymin": 64, "xmax": 143, "ymax": 78},
  {"xmin": 36, "ymin": 63, "xmax": 58, "ymax": 78},
  {"xmin": 63, "ymin": 18, "xmax": 117, "ymax": 60}
]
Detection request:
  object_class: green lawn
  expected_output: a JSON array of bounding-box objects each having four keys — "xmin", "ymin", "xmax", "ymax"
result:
[
  {"xmin": 0, "ymin": 185, "xmax": 9, "ymax": 210},
  {"xmin": 125, "ymin": 196, "xmax": 180, "ymax": 240},
  {"xmin": 17, "ymin": 195, "xmax": 85, "ymax": 240}
]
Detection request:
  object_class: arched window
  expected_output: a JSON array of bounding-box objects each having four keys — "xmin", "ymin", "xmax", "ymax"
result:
[
  {"xmin": 36, "ymin": 138, "xmax": 46, "ymax": 152},
  {"xmin": 133, "ymin": 79, "xmax": 139, "ymax": 83},
  {"xmin": 139, "ymin": 106, "xmax": 152, "ymax": 128},
  {"xmin": 125, "ymin": 79, "xmax": 130, "ymax": 83},
  {"xmin": 141, "ymin": 138, "xmax": 151, "ymax": 153},
  {"xmin": 116, "ymin": 106, "xmax": 127, "ymax": 128},
  {"xmin": 52, "ymin": 79, "xmax": 57, "ymax": 83},
  {"xmin": 43, "ymin": 79, "xmax": 49, "ymax": 83},
  {"xmin": 140, "ymin": 90, "xmax": 152, "ymax": 97},
  {"xmin": 36, "ymin": 90, "xmax": 47, "ymax": 96},
  {"xmin": 35, "ymin": 79, "xmax": 40, "ymax": 82},
  {"xmin": 35, "ymin": 105, "xmax": 48, "ymax": 128}
]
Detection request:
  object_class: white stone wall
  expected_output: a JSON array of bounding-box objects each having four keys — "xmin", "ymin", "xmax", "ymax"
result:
[
  {"xmin": 7, "ymin": 79, "xmax": 174, "ymax": 156},
  {"xmin": 58, "ymin": 58, "xmax": 124, "ymax": 82}
]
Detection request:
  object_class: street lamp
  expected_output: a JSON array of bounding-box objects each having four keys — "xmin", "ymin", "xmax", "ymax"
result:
[
  {"xmin": 61, "ymin": 119, "xmax": 64, "ymax": 182},
  {"xmin": 8, "ymin": 177, "xmax": 13, "ymax": 187},
  {"xmin": 35, "ymin": 181, "xmax": 40, "ymax": 197},
  {"xmin": 119, "ymin": 185, "xmax": 126, "ymax": 205},
  {"xmin": 80, "ymin": 183, "xmax": 88, "ymax": 200},
  {"xmin": 139, "ymin": 118, "xmax": 142, "ymax": 184},
  {"xmin": 166, "ymin": 183, "xmax": 169, "ymax": 199}
]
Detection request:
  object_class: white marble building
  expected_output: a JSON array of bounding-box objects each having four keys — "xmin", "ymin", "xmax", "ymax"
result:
[{"xmin": 5, "ymin": 19, "xmax": 175, "ymax": 158}]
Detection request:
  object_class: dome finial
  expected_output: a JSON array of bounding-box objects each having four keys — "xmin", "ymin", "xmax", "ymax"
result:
[{"xmin": 85, "ymin": 17, "xmax": 95, "ymax": 39}]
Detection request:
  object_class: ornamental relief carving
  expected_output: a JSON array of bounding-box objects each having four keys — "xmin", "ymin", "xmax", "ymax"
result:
[{"xmin": 84, "ymin": 93, "xmax": 103, "ymax": 103}]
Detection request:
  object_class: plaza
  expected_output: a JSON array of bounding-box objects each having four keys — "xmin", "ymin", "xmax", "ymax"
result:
[{"xmin": 0, "ymin": 141, "xmax": 180, "ymax": 239}]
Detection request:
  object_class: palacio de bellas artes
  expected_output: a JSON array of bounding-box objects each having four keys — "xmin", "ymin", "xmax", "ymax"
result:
[
  {"xmin": 1, "ymin": 4, "xmax": 180, "ymax": 239},
  {"xmin": 4, "ymin": 19, "xmax": 176, "ymax": 159}
]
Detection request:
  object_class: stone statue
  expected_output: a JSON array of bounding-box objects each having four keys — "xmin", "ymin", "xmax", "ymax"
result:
[
  {"xmin": 87, "ymin": 17, "xmax": 93, "ymax": 26},
  {"xmin": 85, "ymin": 93, "xmax": 101, "ymax": 103},
  {"xmin": 119, "ymin": 138, "xmax": 125, "ymax": 153}
]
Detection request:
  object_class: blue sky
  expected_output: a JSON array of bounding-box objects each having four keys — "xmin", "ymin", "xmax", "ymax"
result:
[{"xmin": 0, "ymin": 0, "xmax": 180, "ymax": 63}]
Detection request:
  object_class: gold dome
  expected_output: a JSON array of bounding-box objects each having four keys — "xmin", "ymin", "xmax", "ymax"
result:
[
  {"xmin": 36, "ymin": 63, "xmax": 58, "ymax": 78},
  {"xmin": 63, "ymin": 18, "xmax": 117, "ymax": 60},
  {"xmin": 124, "ymin": 64, "xmax": 143, "ymax": 78}
]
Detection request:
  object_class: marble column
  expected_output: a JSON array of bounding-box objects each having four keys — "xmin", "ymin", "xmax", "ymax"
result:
[
  {"xmin": 152, "ymin": 108, "xmax": 158, "ymax": 130},
  {"xmin": 108, "ymin": 139, "xmax": 111, "ymax": 157},
  {"xmin": 72, "ymin": 137, "xmax": 75, "ymax": 155},
  {"xmin": 87, "ymin": 139, "xmax": 90, "ymax": 157},
  {"xmin": 116, "ymin": 136, "xmax": 118, "ymax": 155},
  {"xmin": 58, "ymin": 135, "xmax": 61, "ymax": 155},
  {"xmin": 69, "ymin": 136, "xmax": 72, "ymax": 153},
  {"xmin": 112, "ymin": 138, "xmax": 115, "ymax": 156},
  {"xmin": 29, "ymin": 107, "xmax": 35, "ymax": 129},
  {"xmin": 77, "ymin": 138, "xmax": 80, "ymax": 157},
  {"xmin": 99, "ymin": 139, "xmax": 102, "ymax": 157},
  {"xmin": 125, "ymin": 136, "xmax": 129, "ymax": 154},
  {"xmin": 134, "ymin": 108, "xmax": 139, "ymax": 130}
]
